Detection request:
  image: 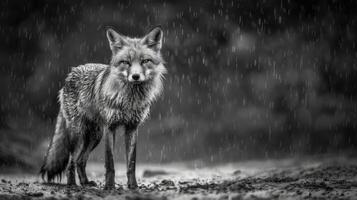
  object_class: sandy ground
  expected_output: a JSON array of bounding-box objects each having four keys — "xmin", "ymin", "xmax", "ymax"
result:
[{"xmin": 1, "ymin": 157, "xmax": 357, "ymax": 200}]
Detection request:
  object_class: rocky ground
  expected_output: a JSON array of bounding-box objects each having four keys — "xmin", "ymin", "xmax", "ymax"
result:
[{"xmin": 0, "ymin": 157, "xmax": 357, "ymax": 200}]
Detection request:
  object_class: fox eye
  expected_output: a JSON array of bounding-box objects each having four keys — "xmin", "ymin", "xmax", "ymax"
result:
[
  {"xmin": 118, "ymin": 60, "xmax": 131, "ymax": 66},
  {"xmin": 141, "ymin": 59, "xmax": 152, "ymax": 65}
]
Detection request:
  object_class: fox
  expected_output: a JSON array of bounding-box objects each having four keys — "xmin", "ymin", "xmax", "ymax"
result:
[{"xmin": 40, "ymin": 26, "xmax": 166, "ymax": 189}]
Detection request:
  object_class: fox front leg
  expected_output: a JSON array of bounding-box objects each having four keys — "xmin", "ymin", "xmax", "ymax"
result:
[
  {"xmin": 124, "ymin": 125, "xmax": 138, "ymax": 189},
  {"xmin": 104, "ymin": 127, "xmax": 115, "ymax": 190}
]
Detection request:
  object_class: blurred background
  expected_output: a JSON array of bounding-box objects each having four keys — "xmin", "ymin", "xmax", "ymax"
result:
[{"xmin": 1, "ymin": 0, "xmax": 357, "ymax": 173}]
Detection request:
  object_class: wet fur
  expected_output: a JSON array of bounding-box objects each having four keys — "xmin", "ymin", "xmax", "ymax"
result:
[{"xmin": 40, "ymin": 27, "xmax": 166, "ymax": 187}]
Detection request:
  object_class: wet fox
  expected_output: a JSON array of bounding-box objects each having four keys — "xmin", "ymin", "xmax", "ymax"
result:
[{"xmin": 40, "ymin": 27, "xmax": 166, "ymax": 189}]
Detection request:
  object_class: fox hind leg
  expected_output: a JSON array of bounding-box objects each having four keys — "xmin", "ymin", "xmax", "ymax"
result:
[
  {"xmin": 66, "ymin": 155, "xmax": 76, "ymax": 185},
  {"xmin": 75, "ymin": 121, "xmax": 102, "ymax": 186},
  {"xmin": 66, "ymin": 127, "xmax": 81, "ymax": 186}
]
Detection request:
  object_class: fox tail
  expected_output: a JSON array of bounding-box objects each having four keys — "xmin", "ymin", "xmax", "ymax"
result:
[{"xmin": 40, "ymin": 110, "xmax": 70, "ymax": 182}]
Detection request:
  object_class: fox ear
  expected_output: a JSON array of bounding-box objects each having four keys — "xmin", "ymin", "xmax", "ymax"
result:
[
  {"xmin": 106, "ymin": 28, "xmax": 127, "ymax": 53},
  {"xmin": 142, "ymin": 26, "xmax": 163, "ymax": 51}
]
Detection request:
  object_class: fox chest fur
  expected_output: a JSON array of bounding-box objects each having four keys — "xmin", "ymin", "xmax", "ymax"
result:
[{"xmin": 60, "ymin": 63, "xmax": 161, "ymax": 131}]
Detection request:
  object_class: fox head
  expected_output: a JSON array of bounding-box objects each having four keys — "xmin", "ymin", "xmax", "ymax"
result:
[{"xmin": 106, "ymin": 26, "xmax": 166, "ymax": 84}]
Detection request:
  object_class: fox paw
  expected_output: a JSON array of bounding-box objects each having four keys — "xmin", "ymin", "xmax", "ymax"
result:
[
  {"xmin": 127, "ymin": 182, "xmax": 138, "ymax": 190},
  {"xmin": 67, "ymin": 181, "xmax": 77, "ymax": 186},
  {"xmin": 104, "ymin": 184, "xmax": 115, "ymax": 190},
  {"xmin": 83, "ymin": 181, "xmax": 97, "ymax": 187}
]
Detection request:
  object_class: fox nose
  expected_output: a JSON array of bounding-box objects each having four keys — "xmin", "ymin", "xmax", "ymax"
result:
[{"xmin": 132, "ymin": 74, "xmax": 140, "ymax": 81}]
